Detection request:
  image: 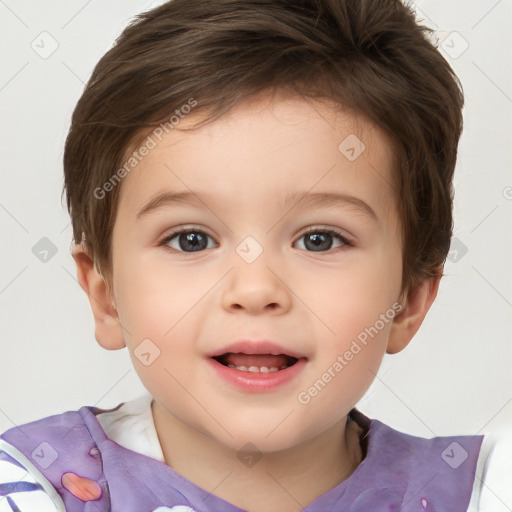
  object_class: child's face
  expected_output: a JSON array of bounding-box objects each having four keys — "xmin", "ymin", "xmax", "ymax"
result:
[{"xmin": 104, "ymin": 92, "xmax": 407, "ymax": 451}]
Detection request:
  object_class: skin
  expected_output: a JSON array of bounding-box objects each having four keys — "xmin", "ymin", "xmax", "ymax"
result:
[{"xmin": 73, "ymin": 90, "xmax": 440, "ymax": 512}]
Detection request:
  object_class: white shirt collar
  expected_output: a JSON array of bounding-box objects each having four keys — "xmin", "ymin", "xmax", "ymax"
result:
[{"xmin": 95, "ymin": 391, "xmax": 165, "ymax": 463}]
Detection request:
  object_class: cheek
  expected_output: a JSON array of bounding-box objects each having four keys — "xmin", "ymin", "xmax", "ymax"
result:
[
  {"xmin": 301, "ymin": 249, "xmax": 400, "ymax": 399},
  {"xmin": 297, "ymin": 319, "xmax": 391, "ymax": 430},
  {"xmin": 113, "ymin": 254, "xmax": 209, "ymax": 338},
  {"xmin": 306, "ymin": 252, "xmax": 401, "ymax": 337}
]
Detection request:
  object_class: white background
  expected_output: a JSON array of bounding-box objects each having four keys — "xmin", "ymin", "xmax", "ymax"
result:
[{"xmin": 0, "ymin": 0, "xmax": 511, "ymax": 440}]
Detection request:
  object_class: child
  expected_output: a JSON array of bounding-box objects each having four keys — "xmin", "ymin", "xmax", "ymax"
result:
[{"xmin": 1, "ymin": 0, "xmax": 510, "ymax": 511}]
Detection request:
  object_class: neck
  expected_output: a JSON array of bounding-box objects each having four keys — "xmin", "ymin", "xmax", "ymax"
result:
[{"xmin": 152, "ymin": 401, "xmax": 364, "ymax": 512}]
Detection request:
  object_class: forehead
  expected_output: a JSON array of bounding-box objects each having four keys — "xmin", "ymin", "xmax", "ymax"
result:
[{"xmin": 115, "ymin": 93, "xmax": 397, "ymax": 222}]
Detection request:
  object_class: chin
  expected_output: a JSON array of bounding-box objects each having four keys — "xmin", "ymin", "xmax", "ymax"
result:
[{"xmin": 213, "ymin": 418, "xmax": 308, "ymax": 454}]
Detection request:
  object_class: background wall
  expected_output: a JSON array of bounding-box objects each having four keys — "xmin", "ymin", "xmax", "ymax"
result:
[{"xmin": 1, "ymin": 0, "xmax": 511, "ymax": 440}]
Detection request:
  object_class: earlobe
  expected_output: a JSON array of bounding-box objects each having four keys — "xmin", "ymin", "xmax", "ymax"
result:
[
  {"xmin": 71, "ymin": 244, "xmax": 126, "ymax": 350},
  {"xmin": 386, "ymin": 272, "xmax": 442, "ymax": 354}
]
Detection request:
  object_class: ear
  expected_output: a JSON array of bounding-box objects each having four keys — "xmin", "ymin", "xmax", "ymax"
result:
[
  {"xmin": 71, "ymin": 244, "xmax": 126, "ymax": 350},
  {"xmin": 386, "ymin": 270, "xmax": 442, "ymax": 354}
]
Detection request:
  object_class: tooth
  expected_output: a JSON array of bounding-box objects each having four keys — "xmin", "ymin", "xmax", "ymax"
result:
[{"xmin": 226, "ymin": 364, "xmax": 285, "ymax": 372}]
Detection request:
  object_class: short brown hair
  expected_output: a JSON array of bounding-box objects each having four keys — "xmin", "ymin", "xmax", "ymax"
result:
[{"xmin": 63, "ymin": 0, "xmax": 463, "ymax": 296}]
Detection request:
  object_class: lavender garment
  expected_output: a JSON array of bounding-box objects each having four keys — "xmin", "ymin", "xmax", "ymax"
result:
[{"xmin": 1, "ymin": 405, "xmax": 483, "ymax": 511}]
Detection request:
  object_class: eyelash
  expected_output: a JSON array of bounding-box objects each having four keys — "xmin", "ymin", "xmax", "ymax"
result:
[{"xmin": 159, "ymin": 225, "xmax": 353, "ymax": 253}]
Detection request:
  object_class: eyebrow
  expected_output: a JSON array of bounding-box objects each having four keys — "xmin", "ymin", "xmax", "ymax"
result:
[
  {"xmin": 280, "ymin": 191, "xmax": 377, "ymax": 220},
  {"xmin": 136, "ymin": 190, "xmax": 377, "ymax": 221},
  {"xmin": 136, "ymin": 191, "xmax": 208, "ymax": 219}
]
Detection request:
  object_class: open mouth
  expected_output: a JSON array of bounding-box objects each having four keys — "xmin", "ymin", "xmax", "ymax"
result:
[{"xmin": 212, "ymin": 353, "xmax": 299, "ymax": 373}]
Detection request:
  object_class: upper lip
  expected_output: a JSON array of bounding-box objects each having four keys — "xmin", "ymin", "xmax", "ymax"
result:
[{"xmin": 207, "ymin": 340, "xmax": 307, "ymax": 360}]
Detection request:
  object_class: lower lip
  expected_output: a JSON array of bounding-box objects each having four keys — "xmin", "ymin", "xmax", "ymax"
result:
[{"xmin": 206, "ymin": 357, "xmax": 307, "ymax": 392}]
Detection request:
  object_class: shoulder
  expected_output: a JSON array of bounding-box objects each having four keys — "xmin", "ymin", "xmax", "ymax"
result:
[
  {"xmin": 0, "ymin": 394, "xmax": 157, "ymax": 511},
  {"xmin": 354, "ymin": 409, "xmax": 485, "ymax": 470},
  {"xmin": 0, "ymin": 403, "xmax": 113, "ymax": 512},
  {"xmin": 0, "ymin": 438, "xmax": 65, "ymax": 511},
  {"xmin": 351, "ymin": 409, "xmax": 485, "ymax": 511},
  {"xmin": 357, "ymin": 410, "xmax": 512, "ymax": 512}
]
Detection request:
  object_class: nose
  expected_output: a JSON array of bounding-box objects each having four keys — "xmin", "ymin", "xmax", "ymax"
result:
[{"xmin": 221, "ymin": 249, "xmax": 292, "ymax": 315}]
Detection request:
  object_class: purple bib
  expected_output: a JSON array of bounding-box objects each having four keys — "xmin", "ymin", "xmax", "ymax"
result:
[{"xmin": 1, "ymin": 405, "xmax": 483, "ymax": 511}]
